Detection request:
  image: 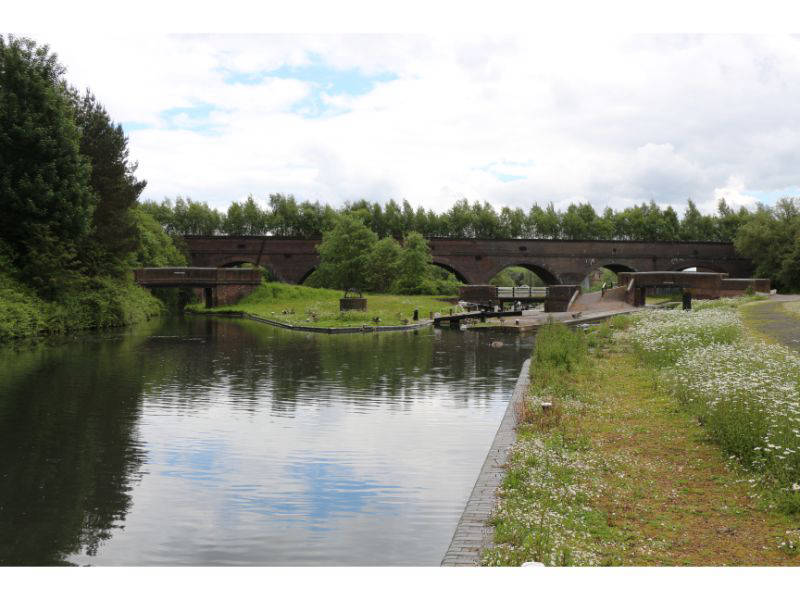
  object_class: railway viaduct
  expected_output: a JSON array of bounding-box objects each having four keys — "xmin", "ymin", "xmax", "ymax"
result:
[{"xmin": 182, "ymin": 236, "xmax": 753, "ymax": 285}]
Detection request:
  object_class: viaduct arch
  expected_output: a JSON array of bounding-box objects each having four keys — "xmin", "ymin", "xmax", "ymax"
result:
[{"xmin": 182, "ymin": 236, "xmax": 754, "ymax": 285}]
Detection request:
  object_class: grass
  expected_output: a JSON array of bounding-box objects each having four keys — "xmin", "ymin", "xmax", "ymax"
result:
[
  {"xmin": 484, "ymin": 300, "xmax": 800, "ymax": 566},
  {"xmin": 782, "ymin": 301, "xmax": 800, "ymax": 318},
  {"xmin": 189, "ymin": 281, "xmax": 463, "ymax": 328},
  {"xmin": 0, "ymin": 270, "xmax": 164, "ymax": 341}
]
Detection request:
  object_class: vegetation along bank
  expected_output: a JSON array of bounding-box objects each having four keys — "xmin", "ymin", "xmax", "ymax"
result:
[
  {"xmin": 484, "ymin": 296, "xmax": 800, "ymax": 566},
  {"xmin": 0, "ymin": 36, "xmax": 189, "ymax": 341}
]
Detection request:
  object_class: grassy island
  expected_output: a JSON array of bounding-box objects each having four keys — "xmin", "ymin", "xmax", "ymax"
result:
[{"xmin": 189, "ymin": 281, "xmax": 463, "ymax": 329}]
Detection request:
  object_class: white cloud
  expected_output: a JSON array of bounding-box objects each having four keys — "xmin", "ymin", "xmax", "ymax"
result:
[
  {"xmin": 32, "ymin": 33, "xmax": 800, "ymax": 214},
  {"xmin": 712, "ymin": 176, "xmax": 760, "ymax": 211}
]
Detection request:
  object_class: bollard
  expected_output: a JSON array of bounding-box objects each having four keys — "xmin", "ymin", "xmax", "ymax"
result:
[
  {"xmin": 413, "ymin": 309, "xmax": 419, "ymax": 321},
  {"xmin": 682, "ymin": 291, "xmax": 692, "ymax": 311},
  {"xmin": 450, "ymin": 308, "xmax": 453, "ymax": 315}
]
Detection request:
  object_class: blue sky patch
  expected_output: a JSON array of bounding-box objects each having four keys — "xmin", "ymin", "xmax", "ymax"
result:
[
  {"xmin": 159, "ymin": 102, "xmax": 225, "ymax": 133},
  {"xmin": 221, "ymin": 54, "xmax": 397, "ymax": 118},
  {"xmin": 480, "ymin": 160, "xmax": 533, "ymax": 183},
  {"xmin": 748, "ymin": 187, "xmax": 800, "ymax": 206}
]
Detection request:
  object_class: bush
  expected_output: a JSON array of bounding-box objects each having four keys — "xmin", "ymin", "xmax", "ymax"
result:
[{"xmin": 0, "ymin": 270, "xmax": 163, "ymax": 341}]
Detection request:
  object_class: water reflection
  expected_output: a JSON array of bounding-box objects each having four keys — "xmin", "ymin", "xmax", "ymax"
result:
[{"xmin": 0, "ymin": 317, "xmax": 531, "ymax": 565}]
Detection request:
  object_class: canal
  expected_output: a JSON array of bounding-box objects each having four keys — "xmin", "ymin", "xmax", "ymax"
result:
[{"xmin": 0, "ymin": 317, "xmax": 532, "ymax": 566}]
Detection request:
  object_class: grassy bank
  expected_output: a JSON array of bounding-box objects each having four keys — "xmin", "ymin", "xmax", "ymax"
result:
[
  {"xmin": 484, "ymin": 298, "xmax": 800, "ymax": 566},
  {"xmin": 0, "ymin": 270, "xmax": 163, "ymax": 341},
  {"xmin": 783, "ymin": 301, "xmax": 800, "ymax": 318},
  {"xmin": 189, "ymin": 281, "xmax": 463, "ymax": 328}
]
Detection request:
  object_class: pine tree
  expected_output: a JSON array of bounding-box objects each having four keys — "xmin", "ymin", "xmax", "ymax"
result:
[
  {"xmin": 0, "ymin": 36, "xmax": 95, "ymax": 297},
  {"xmin": 71, "ymin": 90, "xmax": 146, "ymax": 276}
]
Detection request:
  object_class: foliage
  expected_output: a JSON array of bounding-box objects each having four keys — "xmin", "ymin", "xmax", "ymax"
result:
[
  {"xmin": 394, "ymin": 232, "xmax": 435, "ymax": 295},
  {"xmin": 365, "ymin": 236, "xmax": 402, "ymax": 293},
  {"xmin": 0, "ymin": 36, "xmax": 181, "ymax": 340},
  {"xmin": 141, "ymin": 193, "xmax": 762, "ymax": 244},
  {"xmin": 130, "ymin": 207, "xmax": 187, "ymax": 267},
  {"xmin": 70, "ymin": 90, "xmax": 146, "ymax": 277},
  {"xmin": 0, "ymin": 35, "xmax": 95, "ymax": 298},
  {"xmin": 734, "ymin": 198, "xmax": 800, "ymax": 292},
  {"xmin": 314, "ymin": 214, "xmax": 378, "ymax": 291},
  {"xmin": 0, "ymin": 265, "xmax": 162, "ymax": 341}
]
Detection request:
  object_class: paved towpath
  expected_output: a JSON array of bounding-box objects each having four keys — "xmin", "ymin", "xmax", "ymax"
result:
[
  {"xmin": 741, "ymin": 295, "xmax": 800, "ymax": 351},
  {"xmin": 441, "ymin": 359, "xmax": 531, "ymax": 566}
]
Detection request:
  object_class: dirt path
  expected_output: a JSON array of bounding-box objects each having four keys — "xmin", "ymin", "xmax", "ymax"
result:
[{"xmin": 741, "ymin": 296, "xmax": 800, "ymax": 351}]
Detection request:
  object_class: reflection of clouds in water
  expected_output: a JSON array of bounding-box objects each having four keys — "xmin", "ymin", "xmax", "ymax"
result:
[
  {"xmin": 231, "ymin": 458, "xmax": 405, "ymax": 531},
  {"xmin": 159, "ymin": 438, "xmax": 230, "ymax": 483},
  {"xmin": 2, "ymin": 316, "xmax": 531, "ymax": 565}
]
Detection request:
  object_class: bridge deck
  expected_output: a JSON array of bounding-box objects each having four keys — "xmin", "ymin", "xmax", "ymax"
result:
[{"xmin": 134, "ymin": 267, "xmax": 261, "ymax": 287}]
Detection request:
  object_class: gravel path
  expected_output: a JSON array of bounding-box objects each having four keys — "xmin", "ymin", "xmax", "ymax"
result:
[{"xmin": 742, "ymin": 295, "xmax": 800, "ymax": 351}]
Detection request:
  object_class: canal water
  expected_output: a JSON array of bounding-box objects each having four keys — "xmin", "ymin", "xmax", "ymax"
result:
[{"xmin": 0, "ymin": 317, "xmax": 532, "ymax": 566}]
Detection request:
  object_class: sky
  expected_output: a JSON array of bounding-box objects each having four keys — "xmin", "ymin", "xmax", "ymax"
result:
[{"xmin": 32, "ymin": 32, "xmax": 800, "ymax": 215}]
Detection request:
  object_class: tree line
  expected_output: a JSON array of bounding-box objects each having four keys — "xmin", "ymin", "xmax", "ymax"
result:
[{"xmin": 141, "ymin": 194, "xmax": 753, "ymax": 243}]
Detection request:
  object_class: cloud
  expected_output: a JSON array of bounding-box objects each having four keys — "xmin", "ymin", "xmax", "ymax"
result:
[
  {"xmin": 37, "ymin": 33, "xmax": 800, "ymax": 214},
  {"xmin": 712, "ymin": 176, "xmax": 761, "ymax": 211}
]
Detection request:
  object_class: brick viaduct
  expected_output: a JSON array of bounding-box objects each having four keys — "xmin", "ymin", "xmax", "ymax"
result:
[{"xmin": 183, "ymin": 236, "xmax": 753, "ymax": 285}]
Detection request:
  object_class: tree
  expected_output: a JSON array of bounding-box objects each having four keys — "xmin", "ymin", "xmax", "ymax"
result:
[
  {"xmin": 715, "ymin": 198, "xmax": 751, "ymax": 242},
  {"xmin": 395, "ymin": 232, "xmax": 434, "ymax": 295},
  {"xmin": 734, "ymin": 199, "xmax": 800, "ymax": 291},
  {"xmin": 131, "ymin": 207, "xmax": 187, "ymax": 267},
  {"xmin": 241, "ymin": 195, "xmax": 265, "ymax": 234},
  {"xmin": 222, "ymin": 201, "xmax": 247, "ymax": 235},
  {"xmin": 529, "ymin": 203, "xmax": 560, "ymax": 238},
  {"xmin": 71, "ymin": 90, "xmax": 146, "ymax": 276},
  {"xmin": 680, "ymin": 200, "xmax": 717, "ymax": 241},
  {"xmin": 366, "ymin": 237, "xmax": 402, "ymax": 293},
  {"xmin": 314, "ymin": 214, "xmax": 378, "ymax": 291},
  {"xmin": 0, "ymin": 36, "xmax": 96, "ymax": 297}
]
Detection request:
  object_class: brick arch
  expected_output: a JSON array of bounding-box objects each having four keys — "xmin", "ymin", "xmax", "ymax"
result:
[
  {"xmin": 670, "ymin": 261, "xmax": 729, "ymax": 273},
  {"xmin": 601, "ymin": 262, "xmax": 637, "ymax": 274},
  {"xmin": 431, "ymin": 261, "xmax": 470, "ymax": 283},
  {"xmin": 215, "ymin": 256, "xmax": 260, "ymax": 268},
  {"xmin": 577, "ymin": 262, "xmax": 638, "ymax": 287},
  {"xmin": 490, "ymin": 262, "xmax": 561, "ymax": 285},
  {"xmin": 297, "ymin": 266, "xmax": 317, "ymax": 284}
]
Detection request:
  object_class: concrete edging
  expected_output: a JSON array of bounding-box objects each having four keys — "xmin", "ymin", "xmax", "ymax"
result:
[
  {"xmin": 194, "ymin": 310, "xmax": 433, "ymax": 334},
  {"xmin": 441, "ymin": 357, "xmax": 531, "ymax": 566}
]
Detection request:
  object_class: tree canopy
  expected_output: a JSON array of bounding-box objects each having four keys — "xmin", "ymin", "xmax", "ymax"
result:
[{"xmin": 0, "ymin": 36, "xmax": 96, "ymax": 296}]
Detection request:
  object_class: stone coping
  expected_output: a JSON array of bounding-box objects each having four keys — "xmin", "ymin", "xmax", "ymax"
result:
[
  {"xmin": 441, "ymin": 357, "xmax": 531, "ymax": 566},
  {"xmin": 192, "ymin": 310, "xmax": 433, "ymax": 334}
]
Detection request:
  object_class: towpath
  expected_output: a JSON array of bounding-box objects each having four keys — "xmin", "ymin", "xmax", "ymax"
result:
[{"xmin": 741, "ymin": 295, "xmax": 800, "ymax": 351}]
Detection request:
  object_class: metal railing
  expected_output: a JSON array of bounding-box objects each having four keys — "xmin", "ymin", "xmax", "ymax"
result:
[{"xmin": 496, "ymin": 286, "xmax": 547, "ymax": 299}]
